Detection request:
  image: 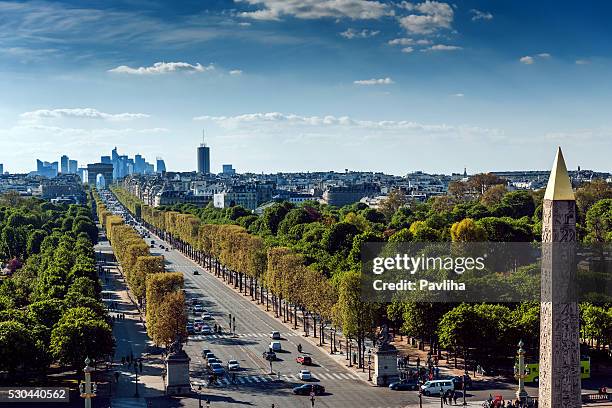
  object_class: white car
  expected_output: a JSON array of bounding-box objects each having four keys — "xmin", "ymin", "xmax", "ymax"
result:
[
  {"xmin": 299, "ymin": 370, "xmax": 312, "ymax": 380},
  {"xmin": 269, "ymin": 341, "xmax": 282, "ymax": 352},
  {"xmin": 228, "ymin": 360, "xmax": 240, "ymax": 371},
  {"xmin": 270, "ymin": 331, "xmax": 281, "ymax": 340}
]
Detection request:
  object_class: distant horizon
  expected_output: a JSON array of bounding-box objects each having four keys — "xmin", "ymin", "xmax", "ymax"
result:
[{"xmin": 2, "ymin": 144, "xmax": 609, "ymax": 177}]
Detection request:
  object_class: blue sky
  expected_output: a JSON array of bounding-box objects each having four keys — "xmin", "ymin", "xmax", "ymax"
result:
[{"xmin": 0, "ymin": 0, "xmax": 610, "ymax": 175}]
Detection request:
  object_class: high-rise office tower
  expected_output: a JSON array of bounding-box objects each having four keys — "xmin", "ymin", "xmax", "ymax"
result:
[
  {"xmin": 0, "ymin": 164, "xmax": 3, "ymax": 174},
  {"xmin": 60, "ymin": 155, "xmax": 69, "ymax": 174},
  {"xmin": 197, "ymin": 133, "xmax": 210, "ymax": 174},
  {"xmin": 69, "ymin": 160, "xmax": 78, "ymax": 174},
  {"xmin": 156, "ymin": 158, "xmax": 166, "ymax": 173}
]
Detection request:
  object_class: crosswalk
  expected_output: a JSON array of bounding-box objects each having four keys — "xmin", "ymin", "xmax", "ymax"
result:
[
  {"xmin": 190, "ymin": 332, "xmax": 301, "ymax": 340},
  {"xmin": 111, "ymin": 398, "xmax": 147, "ymax": 408},
  {"xmin": 192, "ymin": 371, "xmax": 361, "ymax": 387}
]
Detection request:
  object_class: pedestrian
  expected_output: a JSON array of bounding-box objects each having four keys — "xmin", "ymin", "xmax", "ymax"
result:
[
  {"xmin": 121, "ymin": 356, "xmax": 125, "ymax": 365},
  {"xmin": 442, "ymin": 390, "xmax": 448, "ymax": 405},
  {"xmin": 453, "ymin": 391, "xmax": 458, "ymax": 405},
  {"xmin": 416, "ymin": 356, "xmax": 420, "ymax": 368}
]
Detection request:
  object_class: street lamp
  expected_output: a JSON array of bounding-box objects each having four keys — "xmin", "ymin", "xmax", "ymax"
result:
[
  {"xmin": 367, "ymin": 349, "xmax": 372, "ymax": 381},
  {"xmin": 198, "ymin": 385, "xmax": 203, "ymax": 408},
  {"xmin": 134, "ymin": 356, "xmax": 143, "ymax": 398},
  {"xmin": 79, "ymin": 357, "xmax": 97, "ymax": 408},
  {"xmin": 515, "ymin": 340, "xmax": 529, "ymax": 403}
]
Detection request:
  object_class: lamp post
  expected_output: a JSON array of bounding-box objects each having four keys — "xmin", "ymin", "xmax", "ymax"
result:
[
  {"xmin": 462, "ymin": 369, "xmax": 468, "ymax": 406},
  {"xmin": 134, "ymin": 356, "xmax": 143, "ymax": 398},
  {"xmin": 367, "ymin": 349, "xmax": 372, "ymax": 382},
  {"xmin": 198, "ymin": 385, "xmax": 203, "ymax": 408},
  {"xmin": 515, "ymin": 340, "xmax": 529, "ymax": 403},
  {"xmin": 79, "ymin": 357, "xmax": 97, "ymax": 408}
]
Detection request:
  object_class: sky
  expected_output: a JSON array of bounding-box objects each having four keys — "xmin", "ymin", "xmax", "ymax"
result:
[{"xmin": 0, "ymin": 0, "xmax": 611, "ymax": 175}]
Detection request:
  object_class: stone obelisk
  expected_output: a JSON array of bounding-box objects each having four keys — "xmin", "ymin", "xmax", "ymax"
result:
[{"xmin": 538, "ymin": 147, "xmax": 581, "ymax": 407}]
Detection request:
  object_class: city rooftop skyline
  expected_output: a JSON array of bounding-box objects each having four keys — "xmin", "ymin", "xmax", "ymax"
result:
[{"xmin": 1, "ymin": 0, "xmax": 611, "ymax": 174}]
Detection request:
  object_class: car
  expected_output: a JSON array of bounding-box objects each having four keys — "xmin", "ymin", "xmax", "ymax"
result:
[
  {"xmin": 202, "ymin": 312, "xmax": 213, "ymax": 320},
  {"xmin": 269, "ymin": 341, "xmax": 282, "ymax": 352},
  {"xmin": 270, "ymin": 331, "xmax": 281, "ymax": 340},
  {"xmin": 191, "ymin": 299, "xmax": 200, "ymax": 306},
  {"xmin": 296, "ymin": 356, "xmax": 312, "ymax": 365},
  {"xmin": 208, "ymin": 358, "xmax": 221, "ymax": 365},
  {"xmin": 228, "ymin": 360, "xmax": 240, "ymax": 371},
  {"xmin": 389, "ymin": 380, "xmax": 419, "ymax": 391},
  {"xmin": 205, "ymin": 352, "xmax": 216, "ymax": 360},
  {"xmin": 186, "ymin": 325, "xmax": 196, "ymax": 335},
  {"xmin": 160, "ymin": 245, "xmax": 165, "ymax": 249},
  {"xmin": 201, "ymin": 349, "xmax": 212, "ymax": 357},
  {"xmin": 209, "ymin": 363, "xmax": 225, "ymax": 375},
  {"xmin": 299, "ymin": 370, "xmax": 312, "ymax": 380},
  {"xmin": 150, "ymin": 243, "xmax": 155, "ymax": 248},
  {"xmin": 420, "ymin": 380, "xmax": 454, "ymax": 396},
  {"xmin": 165, "ymin": 248, "xmax": 169, "ymax": 252},
  {"xmin": 193, "ymin": 270, "xmax": 200, "ymax": 275},
  {"xmin": 194, "ymin": 318, "xmax": 203, "ymax": 328},
  {"xmin": 451, "ymin": 375, "xmax": 472, "ymax": 390},
  {"xmin": 293, "ymin": 384, "xmax": 325, "ymax": 396},
  {"xmin": 263, "ymin": 351, "xmax": 277, "ymax": 361},
  {"xmin": 193, "ymin": 304, "xmax": 204, "ymax": 312},
  {"xmin": 201, "ymin": 325, "xmax": 213, "ymax": 335}
]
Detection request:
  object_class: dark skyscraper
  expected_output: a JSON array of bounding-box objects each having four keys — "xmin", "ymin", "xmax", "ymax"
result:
[
  {"xmin": 197, "ymin": 135, "xmax": 210, "ymax": 174},
  {"xmin": 60, "ymin": 155, "xmax": 69, "ymax": 174}
]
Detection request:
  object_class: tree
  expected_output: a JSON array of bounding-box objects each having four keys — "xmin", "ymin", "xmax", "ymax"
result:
[
  {"xmin": 323, "ymin": 222, "xmax": 359, "ymax": 255},
  {"xmin": 150, "ymin": 291, "xmax": 188, "ymax": 347},
  {"xmin": 450, "ymin": 218, "xmax": 488, "ymax": 242},
  {"xmin": 50, "ymin": 307, "xmax": 114, "ymax": 369},
  {"xmin": 501, "ymin": 191, "xmax": 535, "ymax": 218},
  {"xmin": 585, "ymin": 199, "xmax": 612, "ymax": 243},
  {"xmin": 378, "ymin": 190, "xmax": 407, "ymax": 219},
  {"xmin": 480, "ymin": 184, "xmax": 507, "ymax": 207},
  {"xmin": 0, "ymin": 321, "xmax": 40, "ymax": 375}
]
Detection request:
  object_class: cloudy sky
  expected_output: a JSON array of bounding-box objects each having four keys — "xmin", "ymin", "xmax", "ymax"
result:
[{"xmin": 0, "ymin": 0, "xmax": 611, "ymax": 174}]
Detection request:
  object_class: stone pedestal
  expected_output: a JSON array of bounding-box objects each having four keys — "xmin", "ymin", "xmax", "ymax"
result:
[
  {"xmin": 165, "ymin": 349, "xmax": 191, "ymax": 396},
  {"xmin": 373, "ymin": 345, "xmax": 400, "ymax": 386}
]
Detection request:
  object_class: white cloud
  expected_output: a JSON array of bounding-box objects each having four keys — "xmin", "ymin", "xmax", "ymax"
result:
[
  {"xmin": 575, "ymin": 59, "xmax": 590, "ymax": 65},
  {"xmin": 340, "ymin": 28, "xmax": 380, "ymax": 39},
  {"xmin": 192, "ymin": 112, "xmax": 503, "ymax": 142},
  {"xmin": 237, "ymin": 0, "xmax": 391, "ymax": 20},
  {"xmin": 424, "ymin": 44, "xmax": 462, "ymax": 51},
  {"xmin": 353, "ymin": 77, "xmax": 394, "ymax": 85},
  {"xmin": 229, "ymin": 69, "xmax": 243, "ymax": 75},
  {"xmin": 519, "ymin": 53, "xmax": 550, "ymax": 65},
  {"xmin": 108, "ymin": 61, "xmax": 214, "ymax": 75},
  {"xmin": 398, "ymin": 1, "xmax": 454, "ymax": 35},
  {"xmin": 388, "ymin": 37, "xmax": 432, "ymax": 46},
  {"xmin": 20, "ymin": 108, "xmax": 150, "ymax": 122},
  {"xmin": 452, "ymin": 93, "xmax": 464, "ymax": 97},
  {"xmin": 470, "ymin": 9, "xmax": 493, "ymax": 21},
  {"xmin": 401, "ymin": 47, "xmax": 414, "ymax": 53}
]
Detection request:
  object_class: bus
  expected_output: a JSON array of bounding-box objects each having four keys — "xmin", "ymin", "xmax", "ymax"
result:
[{"xmin": 517, "ymin": 357, "xmax": 590, "ymax": 383}]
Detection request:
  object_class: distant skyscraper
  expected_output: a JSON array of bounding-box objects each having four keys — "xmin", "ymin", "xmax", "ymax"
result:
[
  {"xmin": 0, "ymin": 164, "xmax": 3, "ymax": 174},
  {"xmin": 69, "ymin": 160, "xmax": 78, "ymax": 174},
  {"xmin": 222, "ymin": 164, "xmax": 235, "ymax": 175},
  {"xmin": 197, "ymin": 133, "xmax": 210, "ymax": 174},
  {"xmin": 36, "ymin": 159, "xmax": 58, "ymax": 178},
  {"xmin": 156, "ymin": 158, "xmax": 166, "ymax": 173},
  {"xmin": 101, "ymin": 156, "xmax": 112, "ymax": 164},
  {"xmin": 60, "ymin": 155, "xmax": 69, "ymax": 174}
]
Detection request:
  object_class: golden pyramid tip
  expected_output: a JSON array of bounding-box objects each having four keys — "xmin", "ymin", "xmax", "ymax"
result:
[{"xmin": 544, "ymin": 147, "xmax": 575, "ymax": 201}]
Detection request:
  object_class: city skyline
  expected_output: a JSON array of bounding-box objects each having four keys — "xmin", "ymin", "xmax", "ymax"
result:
[{"xmin": 1, "ymin": 0, "xmax": 611, "ymax": 174}]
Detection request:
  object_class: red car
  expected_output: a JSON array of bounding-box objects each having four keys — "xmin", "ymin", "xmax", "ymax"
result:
[{"xmin": 296, "ymin": 355, "xmax": 312, "ymax": 365}]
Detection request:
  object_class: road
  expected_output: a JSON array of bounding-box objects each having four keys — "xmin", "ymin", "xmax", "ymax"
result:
[{"xmin": 148, "ymin": 239, "xmax": 421, "ymax": 408}]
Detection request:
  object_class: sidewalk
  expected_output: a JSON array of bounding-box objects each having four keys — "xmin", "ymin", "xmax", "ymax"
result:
[{"xmin": 96, "ymin": 231, "xmax": 165, "ymax": 406}]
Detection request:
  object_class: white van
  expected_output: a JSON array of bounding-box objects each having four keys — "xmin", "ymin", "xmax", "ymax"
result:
[{"xmin": 420, "ymin": 380, "xmax": 454, "ymax": 396}]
